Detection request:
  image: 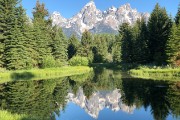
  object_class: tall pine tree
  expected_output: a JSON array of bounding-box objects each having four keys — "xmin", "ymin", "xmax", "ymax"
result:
[
  {"xmin": 166, "ymin": 22, "xmax": 180, "ymax": 66},
  {"xmin": 68, "ymin": 34, "xmax": 79, "ymax": 59},
  {"xmin": 52, "ymin": 27, "xmax": 68, "ymax": 62},
  {"xmin": 32, "ymin": 0, "xmax": 51, "ymax": 65},
  {"xmin": 0, "ymin": 0, "xmax": 17, "ymax": 68},
  {"xmin": 134, "ymin": 19, "xmax": 149, "ymax": 64},
  {"xmin": 148, "ymin": 3, "xmax": 172, "ymax": 65},
  {"xmin": 120, "ymin": 23, "xmax": 134, "ymax": 63},
  {"xmin": 93, "ymin": 35, "xmax": 108, "ymax": 63},
  {"xmin": 112, "ymin": 34, "xmax": 122, "ymax": 63},
  {"xmin": 77, "ymin": 30, "xmax": 93, "ymax": 62}
]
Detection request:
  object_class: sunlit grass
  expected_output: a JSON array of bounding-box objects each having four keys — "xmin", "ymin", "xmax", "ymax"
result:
[
  {"xmin": 0, "ymin": 110, "xmax": 41, "ymax": 120},
  {"xmin": 0, "ymin": 66, "xmax": 93, "ymax": 83},
  {"xmin": 0, "ymin": 110, "xmax": 26, "ymax": 120},
  {"xmin": 130, "ymin": 66, "xmax": 180, "ymax": 81}
]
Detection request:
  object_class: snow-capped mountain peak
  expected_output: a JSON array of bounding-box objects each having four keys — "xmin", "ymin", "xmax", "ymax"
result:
[
  {"xmin": 51, "ymin": 2, "xmax": 150, "ymax": 37},
  {"xmin": 84, "ymin": 0, "xmax": 96, "ymax": 7}
]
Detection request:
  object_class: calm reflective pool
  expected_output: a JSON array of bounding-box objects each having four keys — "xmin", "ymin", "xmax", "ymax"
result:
[{"xmin": 0, "ymin": 68, "xmax": 180, "ymax": 120}]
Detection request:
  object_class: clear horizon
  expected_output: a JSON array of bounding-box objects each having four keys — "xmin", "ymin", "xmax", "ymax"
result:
[{"xmin": 22, "ymin": 0, "xmax": 179, "ymax": 19}]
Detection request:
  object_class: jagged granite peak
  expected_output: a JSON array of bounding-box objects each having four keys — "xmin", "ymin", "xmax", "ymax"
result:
[
  {"xmin": 67, "ymin": 88, "xmax": 136, "ymax": 119},
  {"xmin": 51, "ymin": 2, "xmax": 150, "ymax": 37}
]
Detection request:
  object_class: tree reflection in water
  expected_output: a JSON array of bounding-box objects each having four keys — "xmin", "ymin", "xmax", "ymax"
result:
[{"xmin": 0, "ymin": 69, "xmax": 179, "ymax": 120}]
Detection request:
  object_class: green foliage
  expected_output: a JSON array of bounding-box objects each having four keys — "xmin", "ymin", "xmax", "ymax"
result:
[
  {"xmin": 52, "ymin": 27, "xmax": 68, "ymax": 62},
  {"xmin": 112, "ymin": 34, "xmax": 122, "ymax": 63},
  {"xmin": 120, "ymin": 23, "xmax": 134, "ymax": 63},
  {"xmin": 133, "ymin": 19, "xmax": 149, "ymax": 64},
  {"xmin": 166, "ymin": 23, "xmax": 180, "ymax": 66},
  {"xmin": 148, "ymin": 3, "xmax": 172, "ymax": 65},
  {"xmin": 77, "ymin": 30, "xmax": 94, "ymax": 62},
  {"xmin": 175, "ymin": 3, "xmax": 180, "ymax": 25},
  {"xmin": 3, "ymin": 5, "xmax": 31, "ymax": 70},
  {"xmin": 69, "ymin": 56, "xmax": 89, "ymax": 66},
  {"xmin": 32, "ymin": 0, "xmax": 52, "ymax": 65},
  {"xmin": 130, "ymin": 66, "xmax": 180, "ymax": 80},
  {"xmin": 68, "ymin": 34, "xmax": 80, "ymax": 59},
  {"xmin": 93, "ymin": 34, "xmax": 109, "ymax": 63},
  {"xmin": 33, "ymin": 0, "xmax": 49, "ymax": 20},
  {"xmin": 0, "ymin": 110, "xmax": 38, "ymax": 120},
  {"xmin": 0, "ymin": 66, "xmax": 92, "ymax": 83},
  {"xmin": 41, "ymin": 55, "xmax": 56, "ymax": 68},
  {"xmin": 0, "ymin": 0, "xmax": 17, "ymax": 68}
]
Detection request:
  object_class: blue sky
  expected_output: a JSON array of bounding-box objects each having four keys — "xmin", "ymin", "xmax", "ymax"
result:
[{"xmin": 22, "ymin": 0, "xmax": 179, "ymax": 19}]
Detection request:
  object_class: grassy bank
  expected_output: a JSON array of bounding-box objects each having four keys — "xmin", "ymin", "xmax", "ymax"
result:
[
  {"xmin": 0, "ymin": 66, "xmax": 92, "ymax": 83},
  {"xmin": 0, "ymin": 110, "xmax": 40, "ymax": 120},
  {"xmin": 130, "ymin": 67, "xmax": 180, "ymax": 81}
]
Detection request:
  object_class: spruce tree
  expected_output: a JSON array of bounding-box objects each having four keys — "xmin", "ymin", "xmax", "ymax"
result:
[
  {"xmin": 93, "ymin": 34, "xmax": 108, "ymax": 63},
  {"xmin": 4, "ymin": 19, "xmax": 27, "ymax": 70},
  {"xmin": 32, "ymin": 0, "xmax": 51, "ymax": 65},
  {"xmin": 0, "ymin": 0, "xmax": 17, "ymax": 67},
  {"xmin": 0, "ymin": 0, "xmax": 5, "ymax": 67},
  {"xmin": 77, "ymin": 30, "xmax": 93, "ymax": 62},
  {"xmin": 23, "ymin": 20, "xmax": 39, "ymax": 68},
  {"xmin": 52, "ymin": 27, "xmax": 68, "ymax": 62},
  {"xmin": 2, "ymin": 0, "xmax": 26, "ymax": 69},
  {"xmin": 113, "ymin": 34, "xmax": 122, "ymax": 63},
  {"xmin": 166, "ymin": 22, "xmax": 180, "ymax": 66},
  {"xmin": 120, "ymin": 23, "xmax": 134, "ymax": 63},
  {"xmin": 134, "ymin": 19, "xmax": 149, "ymax": 64},
  {"xmin": 4, "ymin": 5, "xmax": 31, "ymax": 70},
  {"xmin": 148, "ymin": 3, "xmax": 172, "ymax": 65},
  {"xmin": 175, "ymin": 3, "xmax": 180, "ymax": 25},
  {"xmin": 68, "ymin": 34, "xmax": 79, "ymax": 59}
]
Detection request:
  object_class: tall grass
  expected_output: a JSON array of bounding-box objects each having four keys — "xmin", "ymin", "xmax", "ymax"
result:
[
  {"xmin": 0, "ymin": 110, "xmax": 31, "ymax": 120},
  {"xmin": 0, "ymin": 66, "xmax": 92, "ymax": 83},
  {"xmin": 130, "ymin": 66, "xmax": 180, "ymax": 81}
]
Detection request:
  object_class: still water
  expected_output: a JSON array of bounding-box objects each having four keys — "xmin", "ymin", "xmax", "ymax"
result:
[{"xmin": 0, "ymin": 68, "xmax": 180, "ymax": 120}]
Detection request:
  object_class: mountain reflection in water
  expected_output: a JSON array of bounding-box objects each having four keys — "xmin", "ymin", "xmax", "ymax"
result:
[{"xmin": 0, "ymin": 68, "xmax": 179, "ymax": 120}]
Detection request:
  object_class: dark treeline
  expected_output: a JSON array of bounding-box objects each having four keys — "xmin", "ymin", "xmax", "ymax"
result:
[
  {"xmin": 119, "ymin": 3, "xmax": 180, "ymax": 66},
  {"xmin": 0, "ymin": 0, "xmax": 180, "ymax": 70}
]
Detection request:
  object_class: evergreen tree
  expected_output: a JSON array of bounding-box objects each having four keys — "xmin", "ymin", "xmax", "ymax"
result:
[
  {"xmin": 93, "ymin": 35, "xmax": 108, "ymax": 63},
  {"xmin": 113, "ymin": 34, "xmax": 122, "ymax": 63},
  {"xmin": 4, "ymin": 19, "xmax": 27, "ymax": 70},
  {"xmin": 32, "ymin": 0, "xmax": 51, "ymax": 65},
  {"xmin": 24, "ymin": 21, "xmax": 39, "ymax": 68},
  {"xmin": 4, "ymin": 5, "xmax": 33, "ymax": 70},
  {"xmin": 120, "ymin": 23, "xmax": 134, "ymax": 63},
  {"xmin": 0, "ymin": 0, "xmax": 5, "ymax": 67},
  {"xmin": 134, "ymin": 19, "xmax": 149, "ymax": 64},
  {"xmin": 148, "ymin": 3, "xmax": 172, "ymax": 65},
  {"xmin": 77, "ymin": 30, "xmax": 93, "ymax": 62},
  {"xmin": 0, "ymin": 0, "xmax": 19, "ymax": 68},
  {"xmin": 68, "ymin": 34, "xmax": 79, "ymax": 59},
  {"xmin": 175, "ymin": 3, "xmax": 180, "ymax": 25},
  {"xmin": 166, "ymin": 22, "xmax": 180, "ymax": 66},
  {"xmin": 52, "ymin": 27, "xmax": 68, "ymax": 62}
]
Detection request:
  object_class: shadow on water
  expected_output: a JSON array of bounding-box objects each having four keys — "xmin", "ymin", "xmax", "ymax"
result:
[{"xmin": 10, "ymin": 72, "xmax": 35, "ymax": 80}]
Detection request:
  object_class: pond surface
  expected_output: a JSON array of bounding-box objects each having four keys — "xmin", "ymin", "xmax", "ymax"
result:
[{"xmin": 0, "ymin": 68, "xmax": 180, "ymax": 120}]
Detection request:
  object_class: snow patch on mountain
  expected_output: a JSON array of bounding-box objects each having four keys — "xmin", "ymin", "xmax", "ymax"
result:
[{"xmin": 51, "ymin": 1, "xmax": 150, "ymax": 37}]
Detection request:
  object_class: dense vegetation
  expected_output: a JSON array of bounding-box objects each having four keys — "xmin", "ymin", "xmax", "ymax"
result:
[
  {"xmin": 0, "ymin": 1, "xmax": 179, "ymax": 73},
  {"xmin": 0, "ymin": 66, "xmax": 92, "ymax": 83}
]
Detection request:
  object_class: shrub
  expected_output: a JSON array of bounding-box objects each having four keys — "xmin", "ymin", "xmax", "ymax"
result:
[
  {"xmin": 69, "ymin": 56, "xmax": 89, "ymax": 66},
  {"xmin": 41, "ymin": 56, "xmax": 56, "ymax": 68}
]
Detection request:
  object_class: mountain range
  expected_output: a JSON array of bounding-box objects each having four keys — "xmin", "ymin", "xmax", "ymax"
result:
[{"xmin": 51, "ymin": 1, "xmax": 150, "ymax": 37}]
